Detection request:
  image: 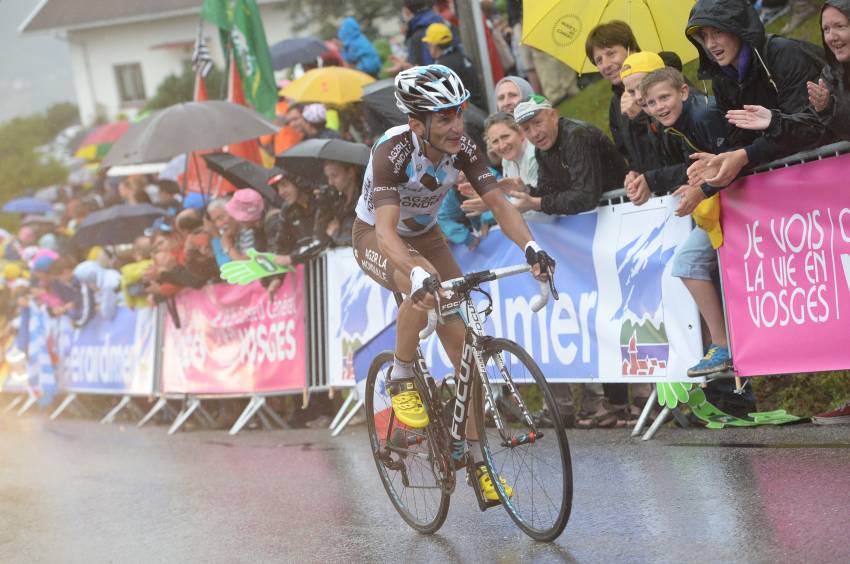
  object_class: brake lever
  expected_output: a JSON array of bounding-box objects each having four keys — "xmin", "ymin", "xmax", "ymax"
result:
[{"xmin": 547, "ymin": 267, "xmax": 559, "ymax": 301}]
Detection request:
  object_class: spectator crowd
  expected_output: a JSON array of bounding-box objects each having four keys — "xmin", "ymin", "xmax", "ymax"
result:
[{"xmin": 3, "ymin": 0, "xmax": 849, "ymax": 427}]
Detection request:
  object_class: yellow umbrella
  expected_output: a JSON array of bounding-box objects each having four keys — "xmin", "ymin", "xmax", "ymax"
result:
[
  {"xmin": 279, "ymin": 67, "xmax": 376, "ymax": 106},
  {"xmin": 522, "ymin": 0, "xmax": 698, "ymax": 75}
]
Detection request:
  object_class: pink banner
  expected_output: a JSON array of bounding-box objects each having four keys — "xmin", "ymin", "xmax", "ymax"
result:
[
  {"xmin": 719, "ymin": 155, "xmax": 850, "ymax": 376},
  {"xmin": 161, "ymin": 267, "xmax": 306, "ymax": 394}
]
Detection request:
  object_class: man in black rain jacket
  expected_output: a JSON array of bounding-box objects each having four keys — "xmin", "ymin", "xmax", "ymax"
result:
[{"xmin": 511, "ymin": 95, "xmax": 626, "ymax": 216}]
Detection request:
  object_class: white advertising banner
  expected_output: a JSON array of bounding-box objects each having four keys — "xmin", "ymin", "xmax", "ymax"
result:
[{"xmin": 337, "ymin": 197, "xmax": 703, "ymax": 385}]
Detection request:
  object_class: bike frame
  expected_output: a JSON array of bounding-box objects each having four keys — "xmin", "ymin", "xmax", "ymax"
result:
[{"xmin": 391, "ymin": 264, "xmax": 546, "ymax": 471}]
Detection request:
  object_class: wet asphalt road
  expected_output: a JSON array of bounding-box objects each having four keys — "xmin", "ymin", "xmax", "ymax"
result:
[{"xmin": 1, "ymin": 412, "xmax": 849, "ymax": 564}]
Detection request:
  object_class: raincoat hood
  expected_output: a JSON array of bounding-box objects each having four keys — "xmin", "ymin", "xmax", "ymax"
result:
[
  {"xmin": 338, "ymin": 17, "xmax": 363, "ymax": 43},
  {"xmin": 686, "ymin": 0, "xmax": 766, "ymax": 79},
  {"xmin": 406, "ymin": 9, "xmax": 444, "ymax": 39},
  {"xmin": 822, "ymin": 0, "xmax": 850, "ymax": 70}
]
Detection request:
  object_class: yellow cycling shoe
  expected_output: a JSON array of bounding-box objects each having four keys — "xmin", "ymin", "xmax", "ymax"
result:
[
  {"xmin": 388, "ymin": 379, "xmax": 429, "ymax": 429},
  {"xmin": 475, "ymin": 462, "xmax": 513, "ymax": 501}
]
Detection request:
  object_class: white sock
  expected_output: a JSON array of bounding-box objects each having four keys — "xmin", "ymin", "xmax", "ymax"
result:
[{"xmin": 391, "ymin": 356, "xmax": 414, "ymax": 381}]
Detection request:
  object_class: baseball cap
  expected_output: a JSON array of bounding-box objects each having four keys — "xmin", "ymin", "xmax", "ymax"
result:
[
  {"xmin": 619, "ymin": 52, "xmax": 665, "ymax": 80},
  {"xmin": 513, "ymin": 94, "xmax": 553, "ymax": 125},
  {"xmin": 225, "ymin": 189, "xmax": 264, "ymax": 223},
  {"xmin": 422, "ymin": 23, "xmax": 453, "ymax": 46}
]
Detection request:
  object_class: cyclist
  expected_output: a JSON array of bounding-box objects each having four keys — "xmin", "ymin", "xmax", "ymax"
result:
[{"xmin": 352, "ymin": 64, "xmax": 555, "ymax": 501}]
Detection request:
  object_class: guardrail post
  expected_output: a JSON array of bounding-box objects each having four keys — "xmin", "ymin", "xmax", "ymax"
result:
[
  {"xmin": 168, "ymin": 396, "xmax": 203, "ymax": 435},
  {"xmin": 100, "ymin": 394, "xmax": 133, "ymax": 424},
  {"xmin": 137, "ymin": 396, "xmax": 170, "ymax": 428},
  {"xmin": 16, "ymin": 389, "xmax": 38, "ymax": 416},
  {"xmin": 50, "ymin": 393, "xmax": 78, "ymax": 421},
  {"xmin": 630, "ymin": 387, "xmax": 658, "ymax": 438},
  {"xmin": 3, "ymin": 395, "xmax": 24, "ymax": 414}
]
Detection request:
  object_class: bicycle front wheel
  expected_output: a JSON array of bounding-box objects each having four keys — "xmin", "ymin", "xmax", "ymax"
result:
[
  {"xmin": 364, "ymin": 351, "xmax": 450, "ymax": 534},
  {"xmin": 474, "ymin": 338, "xmax": 573, "ymax": 541}
]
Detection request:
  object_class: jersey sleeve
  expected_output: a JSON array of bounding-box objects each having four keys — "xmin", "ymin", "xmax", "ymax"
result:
[
  {"xmin": 456, "ymin": 136, "xmax": 498, "ymax": 197},
  {"xmin": 369, "ymin": 135, "xmax": 414, "ymax": 209}
]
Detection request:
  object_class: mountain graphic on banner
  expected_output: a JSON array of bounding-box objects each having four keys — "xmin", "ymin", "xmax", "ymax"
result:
[
  {"xmin": 613, "ymin": 216, "xmax": 676, "ymax": 376},
  {"xmin": 338, "ymin": 271, "xmax": 376, "ymax": 338},
  {"xmin": 612, "ymin": 222, "xmax": 675, "ymax": 321}
]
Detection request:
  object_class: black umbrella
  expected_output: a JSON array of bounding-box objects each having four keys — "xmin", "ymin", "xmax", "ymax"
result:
[
  {"xmin": 202, "ymin": 153, "xmax": 283, "ymax": 207},
  {"xmin": 360, "ymin": 79, "xmax": 488, "ymax": 151},
  {"xmin": 101, "ymin": 110, "xmax": 161, "ymax": 167},
  {"xmin": 71, "ymin": 204, "xmax": 165, "ymax": 248},
  {"xmin": 276, "ymin": 139, "xmax": 370, "ymax": 183},
  {"xmin": 102, "ymin": 101, "xmax": 278, "ymax": 166},
  {"xmin": 270, "ymin": 37, "xmax": 329, "ymax": 70}
]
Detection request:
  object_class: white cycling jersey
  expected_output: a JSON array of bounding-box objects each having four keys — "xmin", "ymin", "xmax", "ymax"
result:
[{"xmin": 355, "ymin": 124, "xmax": 498, "ymax": 237}]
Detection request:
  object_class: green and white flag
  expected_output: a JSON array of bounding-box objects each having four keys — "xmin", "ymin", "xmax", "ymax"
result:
[{"xmin": 202, "ymin": 0, "xmax": 277, "ymax": 118}]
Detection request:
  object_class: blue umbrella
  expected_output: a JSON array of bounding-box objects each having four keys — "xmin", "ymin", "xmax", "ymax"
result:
[
  {"xmin": 2, "ymin": 197, "xmax": 53, "ymax": 214},
  {"xmin": 270, "ymin": 37, "xmax": 329, "ymax": 70}
]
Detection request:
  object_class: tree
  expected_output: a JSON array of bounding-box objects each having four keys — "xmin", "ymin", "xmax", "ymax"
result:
[
  {"xmin": 144, "ymin": 61, "xmax": 225, "ymax": 112},
  {"xmin": 44, "ymin": 102, "xmax": 80, "ymax": 138},
  {"xmin": 274, "ymin": 0, "xmax": 405, "ymax": 39},
  {"xmin": 0, "ymin": 111, "xmax": 69, "ymax": 231}
]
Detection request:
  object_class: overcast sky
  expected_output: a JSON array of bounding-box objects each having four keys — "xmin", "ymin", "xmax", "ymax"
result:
[{"xmin": 0, "ymin": 0, "xmax": 77, "ymax": 123}]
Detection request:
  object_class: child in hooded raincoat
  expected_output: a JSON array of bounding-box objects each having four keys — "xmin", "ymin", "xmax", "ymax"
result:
[{"xmin": 337, "ymin": 17, "xmax": 382, "ymax": 78}]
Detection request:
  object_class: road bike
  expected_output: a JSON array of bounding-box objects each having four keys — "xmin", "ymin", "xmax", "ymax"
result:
[{"xmin": 364, "ymin": 264, "xmax": 573, "ymax": 541}]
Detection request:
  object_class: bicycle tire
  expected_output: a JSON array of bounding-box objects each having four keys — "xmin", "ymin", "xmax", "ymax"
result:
[
  {"xmin": 474, "ymin": 338, "xmax": 573, "ymax": 541},
  {"xmin": 365, "ymin": 351, "xmax": 450, "ymax": 534}
]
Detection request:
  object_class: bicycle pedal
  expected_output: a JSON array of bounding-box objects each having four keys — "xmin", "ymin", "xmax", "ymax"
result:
[{"xmin": 465, "ymin": 462, "xmax": 501, "ymax": 512}]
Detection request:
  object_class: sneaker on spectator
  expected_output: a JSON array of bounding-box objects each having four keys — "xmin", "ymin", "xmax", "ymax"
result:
[
  {"xmin": 812, "ymin": 401, "xmax": 850, "ymax": 425},
  {"xmin": 687, "ymin": 344, "xmax": 732, "ymax": 377}
]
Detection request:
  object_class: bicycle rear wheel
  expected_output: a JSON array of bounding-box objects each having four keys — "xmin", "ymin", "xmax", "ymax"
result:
[
  {"xmin": 364, "ymin": 351, "xmax": 450, "ymax": 534},
  {"xmin": 474, "ymin": 338, "xmax": 573, "ymax": 541}
]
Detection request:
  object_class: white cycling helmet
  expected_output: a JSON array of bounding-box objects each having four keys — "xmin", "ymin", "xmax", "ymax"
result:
[{"xmin": 394, "ymin": 64, "xmax": 470, "ymax": 116}]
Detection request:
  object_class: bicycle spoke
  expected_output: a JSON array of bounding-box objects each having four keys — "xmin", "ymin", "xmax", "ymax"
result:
[
  {"xmin": 476, "ymin": 339, "xmax": 573, "ymax": 541},
  {"xmin": 365, "ymin": 351, "xmax": 450, "ymax": 534}
]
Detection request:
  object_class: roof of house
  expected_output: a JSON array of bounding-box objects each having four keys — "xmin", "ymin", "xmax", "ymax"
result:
[{"xmin": 19, "ymin": 0, "xmax": 281, "ymax": 34}]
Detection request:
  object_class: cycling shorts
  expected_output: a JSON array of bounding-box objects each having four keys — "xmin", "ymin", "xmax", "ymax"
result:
[{"xmin": 352, "ymin": 218, "xmax": 462, "ymax": 294}]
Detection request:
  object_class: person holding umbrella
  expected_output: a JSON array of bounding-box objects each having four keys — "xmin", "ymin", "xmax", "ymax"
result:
[{"xmin": 277, "ymin": 138, "xmax": 373, "ymax": 247}]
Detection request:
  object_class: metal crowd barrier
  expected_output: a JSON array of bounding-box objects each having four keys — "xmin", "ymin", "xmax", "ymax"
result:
[{"xmin": 305, "ymin": 254, "xmax": 329, "ymax": 398}]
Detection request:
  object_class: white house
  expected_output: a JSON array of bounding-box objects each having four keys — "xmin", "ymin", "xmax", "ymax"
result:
[{"xmin": 18, "ymin": 1, "xmax": 359, "ymax": 125}]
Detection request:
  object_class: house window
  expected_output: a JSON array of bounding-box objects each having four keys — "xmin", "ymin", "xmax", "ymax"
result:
[{"xmin": 114, "ymin": 63, "xmax": 146, "ymax": 103}]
